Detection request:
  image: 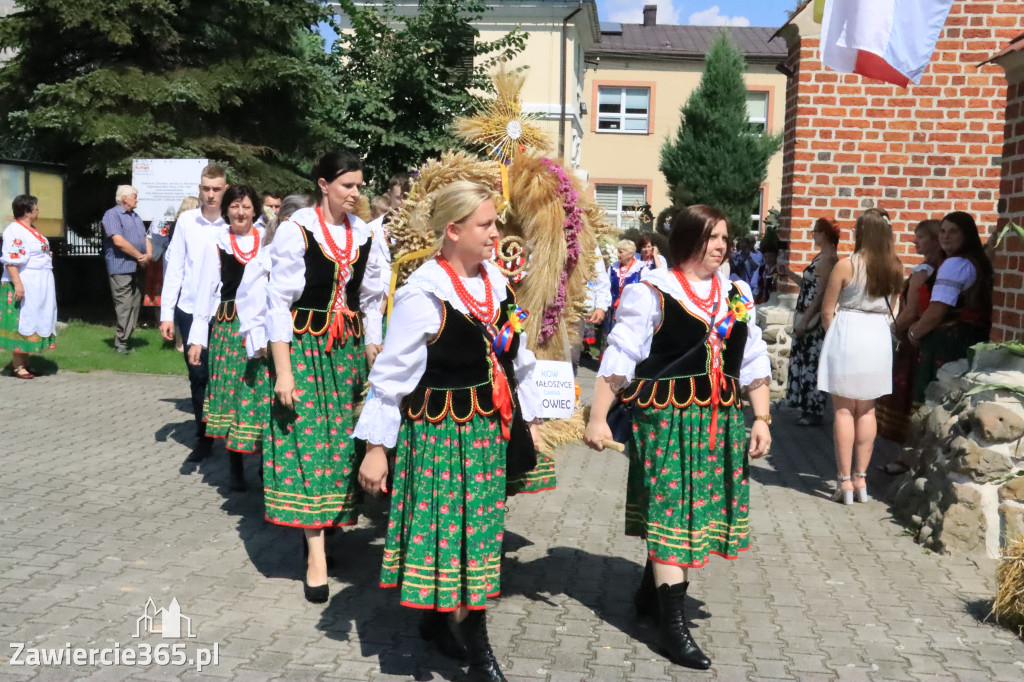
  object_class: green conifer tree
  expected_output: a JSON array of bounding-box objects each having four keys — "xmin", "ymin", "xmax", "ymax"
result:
[
  {"xmin": 659, "ymin": 33, "xmax": 782, "ymax": 236},
  {"xmin": 331, "ymin": 0, "xmax": 527, "ymax": 193},
  {"xmin": 0, "ymin": 0, "xmax": 344, "ymax": 228}
]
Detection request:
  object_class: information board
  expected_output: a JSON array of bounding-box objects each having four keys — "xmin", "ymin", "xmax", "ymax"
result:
[
  {"xmin": 132, "ymin": 158, "xmax": 208, "ymax": 223},
  {"xmin": 534, "ymin": 360, "xmax": 576, "ymax": 420}
]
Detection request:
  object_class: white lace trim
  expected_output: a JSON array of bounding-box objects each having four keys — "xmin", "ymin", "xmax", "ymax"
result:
[
  {"xmin": 405, "ymin": 259, "xmax": 509, "ymax": 313},
  {"xmin": 597, "ymin": 346, "xmax": 636, "ymax": 385},
  {"xmin": 352, "ymin": 391, "xmax": 402, "ymax": 448}
]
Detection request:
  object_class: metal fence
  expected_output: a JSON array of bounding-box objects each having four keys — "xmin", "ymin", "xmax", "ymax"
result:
[{"xmin": 61, "ymin": 222, "xmax": 103, "ymax": 257}]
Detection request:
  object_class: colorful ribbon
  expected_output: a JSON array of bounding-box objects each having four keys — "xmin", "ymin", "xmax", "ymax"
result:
[
  {"xmin": 493, "ymin": 305, "xmax": 528, "ymax": 356},
  {"xmin": 706, "ymin": 290, "xmax": 753, "ymax": 450}
]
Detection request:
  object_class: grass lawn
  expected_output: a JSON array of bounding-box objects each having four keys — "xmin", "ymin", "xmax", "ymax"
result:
[{"xmin": 1, "ymin": 320, "xmax": 186, "ymax": 376}]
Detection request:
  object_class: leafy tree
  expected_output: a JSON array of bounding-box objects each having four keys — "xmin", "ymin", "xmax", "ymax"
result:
[
  {"xmin": 331, "ymin": 0, "xmax": 528, "ymax": 193},
  {"xmin": 659, "ymin": 33, "xmax": 782, "ymax": 236},
  {"xmin": 0, "ymin": 0, "xmax": 344, "ymax": 230}
]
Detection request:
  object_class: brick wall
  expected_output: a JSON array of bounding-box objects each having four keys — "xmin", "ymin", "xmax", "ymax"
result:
[
  {"xmin": 778, "ymin": 1, "xmax": 1024, "ymax": 280},
  {"xmin": 992, "ymin": 67, "xmax": 1024, "ymax": 342}
]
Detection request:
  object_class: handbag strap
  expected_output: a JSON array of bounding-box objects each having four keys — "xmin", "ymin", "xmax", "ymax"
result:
[{"xmin": 884, "ymin": 295, "xmax": 898, "ymax": 328}]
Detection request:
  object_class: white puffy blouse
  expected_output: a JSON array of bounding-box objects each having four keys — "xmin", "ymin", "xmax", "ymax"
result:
[
  {"xmin": 264, "ymin": 207, "xmax": 388, "ymax": 347},
  {"xmin": 353, "ymin": 259, "xmax": 542, "ymax": 449},
  {"xmin": 186, "ymin": 225, "xmax": 266, "ymax": 349},
  {"xmin": 598, "ymin": 267, "xmax": 771, "ymax": 388}
]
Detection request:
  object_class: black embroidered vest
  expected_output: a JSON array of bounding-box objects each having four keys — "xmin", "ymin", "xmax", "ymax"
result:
[
  {"xmin": 215, "ymin": 248, "xmax": 246, "ymax": 322},
  {"xmin": 291, "ymin": 224, "xmax": 371, "ymax": 336},
  {"xmin": 621, "ymin": 281, "xmax": 748, "ymax": 410}
]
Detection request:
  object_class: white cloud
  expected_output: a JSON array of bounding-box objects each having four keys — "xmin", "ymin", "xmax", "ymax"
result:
[
  {"xmin": 606, "ymin": 0, "xmax": 682, "ymax": 25},
  {"xmin": 688, "ymin": 5, "xmax": 751, "ymax": 26}
]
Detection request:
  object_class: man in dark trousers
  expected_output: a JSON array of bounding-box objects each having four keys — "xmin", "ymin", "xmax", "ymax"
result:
[
  {"xmin": 101, "ymin": 185, "xmax": 151, "ymax": 354},
  {"xmin": 159, "ymin": 164, "xmax": 228, "ymax": 461}
]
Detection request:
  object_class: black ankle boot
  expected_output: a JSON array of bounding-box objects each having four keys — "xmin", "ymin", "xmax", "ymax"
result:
[
  {"xmin": 458, "ymin": 611, "xmax": 507, "ymax": 682},
  {"xmin": 229, "ymin": 452, "xmax": 246, "ymax": 491},
  {"xmin": 634, "ymin": 559, "xmax": 659, "ymax": 623},
  {"xmin": 656, "ymin": 582, "xmax": 711, "ymax": 670},
  {"xmin": 419, "ymin": 610, "xmax": 468, "ymax": 660}
]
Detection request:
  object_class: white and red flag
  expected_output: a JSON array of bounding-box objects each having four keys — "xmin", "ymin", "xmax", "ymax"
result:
[{"xmin": 819, "ymin": 0, "xmax": 954, "ymax": 88}]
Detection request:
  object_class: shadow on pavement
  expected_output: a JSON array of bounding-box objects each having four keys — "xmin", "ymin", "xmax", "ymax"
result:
[{"xmin": 501, "ymin": 546, "xmax": 709, "ymax": 658}]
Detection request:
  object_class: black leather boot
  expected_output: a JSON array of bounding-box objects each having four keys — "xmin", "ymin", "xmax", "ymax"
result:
[
  {"xmin": 458, "ymin": 611, "xmax": 507, "ymax": 682},
  {"xmin": 657, "ymin": 582, "xmax": 711, "ymax": 670},
  {"xmin": 419, "ymin": 610, "xmax": 468, "ymax": 660},
  {"xmin": 229, "ymin": 451, "xmax": 246, "ymax": 491},
  {"xmin": 634, "ymin": 559, "xmax": 659, "ymax": 623}
]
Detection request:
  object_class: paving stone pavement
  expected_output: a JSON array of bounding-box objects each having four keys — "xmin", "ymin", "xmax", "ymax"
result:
[{"xmin": 2, "ymin": 369, "xmax": 1023, "ymax": 681}]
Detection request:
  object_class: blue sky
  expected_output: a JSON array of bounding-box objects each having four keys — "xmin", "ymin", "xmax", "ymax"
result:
[
  {"xmin": 598, "ymin": 0, "xmax": 795, "ymax": 27},
  {"xmin": 318, "ymin": 1, "xmax": 795, "ymax": 46}
]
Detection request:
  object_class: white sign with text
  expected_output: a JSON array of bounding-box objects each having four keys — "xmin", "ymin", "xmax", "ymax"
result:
[
  {"xmin": 132, "ymin": 158, "xmax": 208, "ymax": 223},
  {"xmin": 534, "ymin": 360, "xmax": 576, "ymax": 420}
]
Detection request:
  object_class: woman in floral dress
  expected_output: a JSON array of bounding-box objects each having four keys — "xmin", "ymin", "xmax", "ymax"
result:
[
  {"xmin": 263, "ymin": 151, "xmax": 388, "ymax": 603},
  {"xmin": 187, "ymin": 185, "xmax": 269, "ymax": 492},
  {"xmin": 1, "ymin": 195, "xmax": 56, "ymax": 378},
  {"xmin": 356, "ymin": 181, "xmax": 542, "ymax": 682},
  {"xmin": 781, "ymin": 217, "xmax": 839, "ymax": 425},
  {"xmin": 585, "ymin": 204, "xmax": 772, "ymax": 670}
]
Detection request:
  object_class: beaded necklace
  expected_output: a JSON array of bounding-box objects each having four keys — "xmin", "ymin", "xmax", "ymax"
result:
[
  {"xmin": 673, "ymin": 269, "xmax": 720, "ymax": 319},
  {"xmin": 436, "ymin": 255, "xmax": 496, "ymax": 324},
  {"xmin": 229, "ymin": 228, "xmax": 260, "ymax": 264},
  {"xmin": 316, "ymin": 206, "xmax": 353, "ymax": 282}
]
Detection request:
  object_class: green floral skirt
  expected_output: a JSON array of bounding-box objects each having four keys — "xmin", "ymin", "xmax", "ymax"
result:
[
  {"xmin": 382, "ymin": 412, "xmax": 507, "ymax": 611},
  {"xmin": 203, "ymin": 316, "xmax": 271, "ymax": 452},
  {"xmin": 264, "ymin": 332, "xmax": 366, "ymax": 528},
  {"xmin": 506, "ymin": 451, "xmax": 556, "ymax": 495},
  {"xmin": 0, "ymin": 281, "xmax": 55, "ymax": 353},
  {"xmin": 626, "ymin": 402, "xmax": 750, "ymax": 568}
]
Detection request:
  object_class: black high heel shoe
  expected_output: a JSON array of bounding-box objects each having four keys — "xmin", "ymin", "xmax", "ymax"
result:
[{"xmin": 301, "ymin": 538, "xmax": 329, "ymax": 603}]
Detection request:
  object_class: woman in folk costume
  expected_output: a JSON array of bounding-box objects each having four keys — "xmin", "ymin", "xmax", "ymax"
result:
[
  {"xmin": 356, "ymin": 181, "xmax": 542, "ymax": 682},
  {"xmin": 1, "ymin": 195, "xmax": 56, "ymax": 378},
  {"xmin": 186, "ymin": 185, "xmax": 269, "ymax": 492},
  {"xmin": 606, "ymin": 239, "xmax": 646, "ymax": 326},
  {"xmin": 584, "ymin": 205, "xmax": 772, "ymax": 670},
  {"xmin": 264, "ymin": 151, "xmax": 388, "ymax": 603}
]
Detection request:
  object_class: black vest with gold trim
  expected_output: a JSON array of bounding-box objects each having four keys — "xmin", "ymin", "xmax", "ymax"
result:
[
  {"xmin": 291, "ymin": 224, "xmax": 371, "ymax": 336},
  {"xmin": 215, "ymin": 248, "xmax": 246, "ymax": 322},
  {"xmin": 621, "ymin": 281, "xmax": 748, "ymax": 410}
]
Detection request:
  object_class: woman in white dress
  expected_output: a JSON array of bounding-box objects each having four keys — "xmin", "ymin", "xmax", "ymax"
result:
[
  {"xmin": 1, "ymin": 195, "xmax": 57, "ymax": 378},
  {"xmin": 818, "ymin": 208, "xmax": 903, "ymax": 504}
]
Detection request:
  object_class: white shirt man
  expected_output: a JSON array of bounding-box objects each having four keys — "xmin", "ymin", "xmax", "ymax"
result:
[{"xmin": 158, "ymin": 166, "xmax": 228, "ymax": 460}]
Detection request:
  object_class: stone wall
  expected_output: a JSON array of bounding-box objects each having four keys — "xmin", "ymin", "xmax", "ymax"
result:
[
  {"xmin": 756, "ymin": 292, "xmax": 796, "ymax": 402},
  {"xmin": 889, "ymin": 348, "xmax": 1024, "ymax": 558}
]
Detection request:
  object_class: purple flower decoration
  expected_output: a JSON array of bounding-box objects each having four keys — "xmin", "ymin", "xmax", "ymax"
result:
[{"xmin": 537, "ymin": 158, "xmax": 584, "ymax": 345}]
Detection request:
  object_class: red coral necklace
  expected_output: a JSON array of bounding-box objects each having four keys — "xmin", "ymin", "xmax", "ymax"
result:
[
  {"xmin": 436, "ymin": 255, "xmax": 496, "ymax": 323},
  {"xmin": 316, "ymin": 206, "xmax": 352, "ymax": 281},
  {"xmin": 674, "ymin": 269, "xmax": 720, "ymax": 318},
  {"xmin": 229, "ymin": 228, "xmax": 260, "ymax": 263}
]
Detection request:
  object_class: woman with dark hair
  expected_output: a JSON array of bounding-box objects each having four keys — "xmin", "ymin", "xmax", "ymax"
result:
[
  {"xmin": 781, "ymin": 217, "xmax": 839, "ymax": 426},
  {"xmin": 584, "ymin": 204, "xmax": 772, "ymax": 670},
  {"xmin": 907, "ymin": 211, "xmax": 993, "ymax": 402},
  {"xmin": 356, "ymin": 181, "xmax": 542, "ymax": 681},
  {"xmin": 186, "ymin": 185, "xmax": 269, "ymax": 491},
  {"xmin": 1, "ymin": 195, "xmax": 56, "ymax": 378},
  {"xmin": 817, "ymin": 208, "xmax": 904, "ymax": 504},
  {"xmin": 263, "ymin": 151, "xmax": 389, "ymax": 603},
  {"xmin": 637, "ymin": 235, "xmax": 667, "ymax": 269},
  {"xmin": 876, "ymin": 219, "xmax": 944, "ymax": 445}
]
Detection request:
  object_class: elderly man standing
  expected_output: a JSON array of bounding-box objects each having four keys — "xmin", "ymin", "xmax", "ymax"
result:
[{"xmin": 101, "ymin": 185, "xmax": 151, "ymax": 354}]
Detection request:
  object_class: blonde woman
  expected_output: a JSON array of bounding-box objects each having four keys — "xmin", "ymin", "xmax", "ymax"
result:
[
  {"xmin": 355, "ymin": 181, "xmax": 542, "ymax": 681},
  {"xmin": 818, "ymin": 208, "xmax": 903, "ymax": 504}
]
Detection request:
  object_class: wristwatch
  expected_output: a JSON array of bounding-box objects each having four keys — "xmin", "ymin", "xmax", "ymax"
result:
[{"xmin": 754, "ymin": 414, "xmax": 772, "ymax": 426}]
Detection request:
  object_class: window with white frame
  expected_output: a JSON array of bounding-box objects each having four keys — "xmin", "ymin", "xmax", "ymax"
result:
[
  {"xmin": 751, "ymin": 187, "xmax": 764, "ymax": 233},
  {"xmin": 597, "ymin": 87, "xmax": 650, "ymax": 133},
  {"xmin": 596, "ymin": 184, "xmax": 648, "ymax": 230},
  {"xmin": 746, "ymin": 91, "xmax": 769, "ymax": 134}
]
